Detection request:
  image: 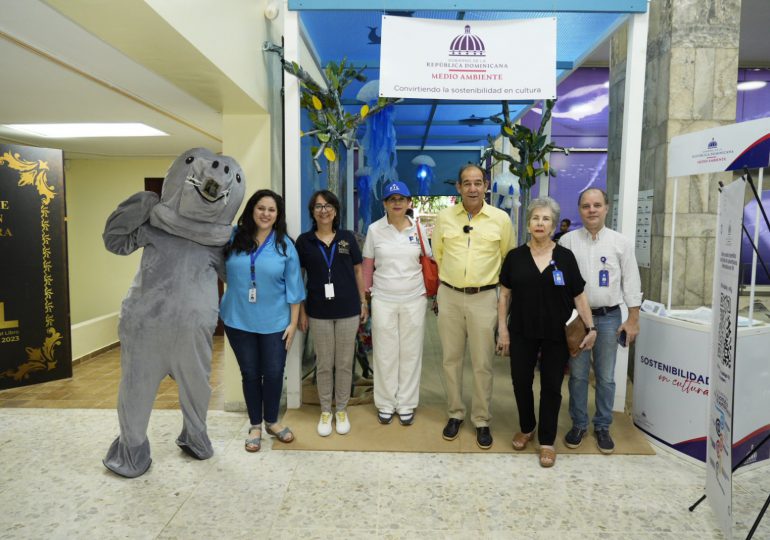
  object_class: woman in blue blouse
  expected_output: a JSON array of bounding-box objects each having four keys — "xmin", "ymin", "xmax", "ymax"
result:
[{"xmin": 220, "ymin": 189, "xmax": 305, "ymax": 452}]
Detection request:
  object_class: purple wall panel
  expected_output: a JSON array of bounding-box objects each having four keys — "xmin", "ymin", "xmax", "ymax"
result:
[
  {"xmin": 548, "ymin": 151, "xmax": 608, "ymax": 230},
  {"xmin": 521, "ymin": 67, "xmax": 610, "ymax": 139},
  {"xmin": 736, "ymin": 68, "xmax": 770, "ymax": 285},
  {"xmin": 515, "ymin": 68, "xmax": 610, "ymax": 228},
  {"xmin": 737, "ymin": 68, "xmax": 770, "ymax": 122}
]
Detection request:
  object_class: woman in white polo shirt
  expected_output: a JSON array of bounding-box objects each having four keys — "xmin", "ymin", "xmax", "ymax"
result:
[{"xmin": 362, "ymin": 181, "xmax": 431, "ymax": 426}]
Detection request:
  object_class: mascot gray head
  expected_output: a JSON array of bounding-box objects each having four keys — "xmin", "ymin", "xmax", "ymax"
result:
[{"xmin": 150, "ymin": 148, "xmax": 246, "ymax": 246}]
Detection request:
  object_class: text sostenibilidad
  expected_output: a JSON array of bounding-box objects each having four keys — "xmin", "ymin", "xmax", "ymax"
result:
[{"xmin": 392, "ymin": 85, "xmax": 542, "ymax": 95}]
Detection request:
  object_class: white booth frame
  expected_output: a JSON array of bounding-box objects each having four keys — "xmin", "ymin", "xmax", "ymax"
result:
[{"xmin": 281, "ymin": 4, "xmax": 651, "ymax": 410}]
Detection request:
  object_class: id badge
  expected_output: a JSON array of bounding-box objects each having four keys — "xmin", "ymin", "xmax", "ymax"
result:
[
  {"xmin": 248, "ymin": 287, "xmax": 257, "ymax": 303},
  {"xmin": 324, "ymin": 282, "xmax": 336, "ymax": 299},
  {"xmin": 552, "ymin": 270, "xmax": 565, "ymax": 286},
  {"xmin": 599, "ymin": 269, "xmax": 609, "ymax": 287}
]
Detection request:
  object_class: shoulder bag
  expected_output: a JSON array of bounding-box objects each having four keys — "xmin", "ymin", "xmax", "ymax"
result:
[{"xmin": 416, "ymin": 222, "xmax": 439, "ymax": 297}]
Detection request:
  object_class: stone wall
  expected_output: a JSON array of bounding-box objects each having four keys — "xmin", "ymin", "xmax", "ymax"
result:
[{"xmin": 607, "ymin": 0, "xmax": 741, "ymax": 308}]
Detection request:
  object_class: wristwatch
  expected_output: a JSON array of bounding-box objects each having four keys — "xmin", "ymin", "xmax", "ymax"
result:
[{"xmin": 587, "ymin": 326, "xmax": 597, "ymax": 332}]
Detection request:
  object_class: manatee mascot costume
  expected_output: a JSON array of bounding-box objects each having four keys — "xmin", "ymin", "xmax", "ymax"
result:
[{"xmin": 102, "ymin": 148, "xmax": 245, "ymax": 478}]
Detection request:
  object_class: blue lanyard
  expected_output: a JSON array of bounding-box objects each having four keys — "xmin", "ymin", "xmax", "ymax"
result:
[
  {"xmin": 249, "ymin": 231, "xmax": 274, "ymax": 286},
  {"xmin": 317, "ymin": 241, "xmax": 337, "ymax": 283}
]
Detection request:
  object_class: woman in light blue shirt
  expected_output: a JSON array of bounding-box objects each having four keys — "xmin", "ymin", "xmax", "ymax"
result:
[{"xmin": 220, "ymin": 189, "xmax": 305, "ymax": 452}]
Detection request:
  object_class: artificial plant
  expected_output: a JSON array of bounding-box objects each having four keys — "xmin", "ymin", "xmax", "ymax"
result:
[
  {"xmin": 265, "ymin": 43, "xmax": 398, "ymax": 194},
  {"xmin": 480, "ymin": 99, "xmax": 568, "ymax": 192}
]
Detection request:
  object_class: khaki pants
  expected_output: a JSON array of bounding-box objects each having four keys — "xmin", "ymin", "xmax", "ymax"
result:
[
  {"xmin": 309, "ymin": 315, "xmax": 359, "ymax": 412},
  {"xmin": 437, "ymin": 285, "xmax": 498, "ymax": 427}
]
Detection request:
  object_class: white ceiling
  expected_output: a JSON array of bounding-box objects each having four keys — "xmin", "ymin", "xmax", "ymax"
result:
[
  {"xmin": 0, "ymin": 0, "xmax": 768, "ymax": 158},
  {"xmin": 0, "ymin": 0, "xmax": 226, "ymax": 158}
]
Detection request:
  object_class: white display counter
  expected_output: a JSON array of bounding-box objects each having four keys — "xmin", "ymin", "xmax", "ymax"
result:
[{"xmin": 632, "ymin": 310, "xmax": 770, "ymax": 466}]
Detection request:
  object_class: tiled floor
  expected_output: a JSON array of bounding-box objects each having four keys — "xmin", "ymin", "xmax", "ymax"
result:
[
  {"xmin": 0, "ymin": 406, "xmax": 769, "ymax": 539},
  {"xmin": 0, "ymin": 337, "xmax": 225, "ymax": 410},
  {"xmin": 1, "ymin": 329, "xmax": 769, "ymax": 538}
]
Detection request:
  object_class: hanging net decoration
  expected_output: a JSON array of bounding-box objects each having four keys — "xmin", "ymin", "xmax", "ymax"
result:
[
  {"xmin": 355, "ymin": 166, "xmax": 373, "ymax": 233},
  {"xmin": 358, "ymin": 80, "xmax": 398, "ymax": 213}
]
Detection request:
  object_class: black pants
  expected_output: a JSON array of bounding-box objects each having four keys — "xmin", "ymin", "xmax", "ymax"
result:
[{"xmin": 509, "ymin": 334, "xmax": 569, "ymax": 446}]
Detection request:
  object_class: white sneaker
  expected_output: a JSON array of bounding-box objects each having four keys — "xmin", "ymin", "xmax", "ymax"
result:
[
  {"xmin": 335, "ymin": 410, "xmax": 351, "ymax": 435},
  {"xmin": 317, "ymin": 412, "xmax": 333, "ymax": 437}
]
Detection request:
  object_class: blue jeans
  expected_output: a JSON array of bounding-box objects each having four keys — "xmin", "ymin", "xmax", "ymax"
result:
[
  {"xmin": 224, "ymin": 325, "xmax": 286, "ymax": 426},
  {"xmin": 568, "ymin": 309, "xmax": 621, "ymax": 431}
]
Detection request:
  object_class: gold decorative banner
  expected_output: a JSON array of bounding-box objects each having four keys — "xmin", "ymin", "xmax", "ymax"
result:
[{"xmin": 0, "ymin": 143, "xmax": 71, "ymax": 389}]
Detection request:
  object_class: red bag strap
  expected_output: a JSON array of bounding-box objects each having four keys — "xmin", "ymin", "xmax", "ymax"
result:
[{"xmin": 415, "ymin": 219, "xmax": 427, "ymax": 256}]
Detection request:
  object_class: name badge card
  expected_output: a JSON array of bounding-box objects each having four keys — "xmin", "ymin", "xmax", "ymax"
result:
[
  {"xmin": 248, "ymin": 287, "xmax": 257, "ymax": 303},
  {"xmin": 551, "ymin": 260, "xmax": 565, "ymax": 286},
  {"xmin": 599, "ymin": 256, "xmax": 609, "ymax": 287},
  {"xmin": 324, "ymin": 282, "xmax": 336, "ymax": 299}
]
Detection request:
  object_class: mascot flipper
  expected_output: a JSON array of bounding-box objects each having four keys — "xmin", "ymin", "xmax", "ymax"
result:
[{"xmin": 103, "ymin": 148, "xmax": 245, "ymax": 478}]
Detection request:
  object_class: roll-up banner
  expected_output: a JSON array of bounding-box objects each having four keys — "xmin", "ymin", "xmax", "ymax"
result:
[
  {"xmin": 0, "ymin": 143, "xmax": 71, "ymax": 390},
  {"xmin": 706, "ymin": 177, "xmax": 745, "ymax": 539}
]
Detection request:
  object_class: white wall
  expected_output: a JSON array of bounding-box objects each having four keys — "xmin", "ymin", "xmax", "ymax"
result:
[{"xmin": 65, "ymin": 156, "xmax": 170, "ymax": 356}]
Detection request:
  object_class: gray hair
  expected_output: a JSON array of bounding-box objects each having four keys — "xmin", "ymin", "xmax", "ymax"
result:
[
  {"xmin": 526, "ymin": 196, "xmax": 561, "ymax": 225},
  {"xmin": 457, "ymin": 163, "xmax": 487, "ymax": 183}
]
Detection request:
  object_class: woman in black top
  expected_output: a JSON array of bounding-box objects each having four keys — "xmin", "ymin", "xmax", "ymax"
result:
[
  {"xmin": 496, "ymin": 197, "xmax": 596, "ymax": 468},
  {"xmin": 296, "ymin": 190, "xmax": 368, "ymax": 438}
]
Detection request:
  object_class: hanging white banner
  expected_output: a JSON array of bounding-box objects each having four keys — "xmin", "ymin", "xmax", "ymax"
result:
[
  {"xmin": 706, "ymin": 177, "xmax": 745, "ymax": 540},
  {"xmin": 379, "ymin": 16, "xmax": 556, "ymax": 101}
]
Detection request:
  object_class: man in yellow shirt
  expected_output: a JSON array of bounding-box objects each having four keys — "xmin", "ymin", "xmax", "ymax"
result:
[{"xmin": 432, "ymin": 164, "xmax": 515, "ymax": 449}]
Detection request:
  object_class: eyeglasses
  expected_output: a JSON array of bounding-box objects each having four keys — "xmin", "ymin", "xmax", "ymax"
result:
[{"xmin": 313, "ymin": 204, "xmax": 334, "ymax": 212}]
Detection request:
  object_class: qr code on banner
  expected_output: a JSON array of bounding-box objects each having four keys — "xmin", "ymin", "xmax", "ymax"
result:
[{"xmin": 718, "ymin": 292, "xmax": 733, "ymax": 369}]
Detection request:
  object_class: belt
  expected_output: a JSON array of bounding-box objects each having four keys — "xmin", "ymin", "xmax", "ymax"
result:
[
  {"xmin": 440, "ymin": 280, "xmax": 497, "ymax": 294},
  {"xmin": 591, "ymin": 305, "xmax": 620, "ymax": 316}
]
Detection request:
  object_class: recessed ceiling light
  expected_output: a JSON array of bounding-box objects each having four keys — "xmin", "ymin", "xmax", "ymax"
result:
[
  {"xmin": 2, "ymin": 123, "xmax": 168, "ymax": 138},
  {"xmin": 737, "ymin": 81, "xmax": 767, "ymax": 91}
]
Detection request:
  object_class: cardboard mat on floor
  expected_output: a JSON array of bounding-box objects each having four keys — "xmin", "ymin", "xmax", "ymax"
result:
[{"xmin": 277, "ymin": 358, "xmax": 654, "ymax": 455}]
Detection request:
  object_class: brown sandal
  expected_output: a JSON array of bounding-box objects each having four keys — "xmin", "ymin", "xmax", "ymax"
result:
[
  {"xmin": 512, "ymin": 430, "xmax": 535, "ymax": 451},
  {"xmin": 539, "ymin": 446, "xmax": 556, "ymax": 468}
]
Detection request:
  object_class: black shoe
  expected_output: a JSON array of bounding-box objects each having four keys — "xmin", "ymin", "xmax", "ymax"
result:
[
  {"xmin": 564, "ymin": 426, "xmax": 587, "ymax": 449},
  {"xmin": 476, "ymin": 427, "xmax": 493, "ymax": 449},
  {"xmin": 596, "ymin": 429, "xmax": 615, "ymax": 454},
  {"xmin": 377, "ymin": 410, "xmax": 394, "ymax": 425},
  {"xmin": 442, "ymin": 418, "xmax": 463, "ymax": 440}
]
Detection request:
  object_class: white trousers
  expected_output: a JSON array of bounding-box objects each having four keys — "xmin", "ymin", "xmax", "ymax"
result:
[{"xmin": 371, "ymin": 295, "xmax": 428, "ymax": 414}]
